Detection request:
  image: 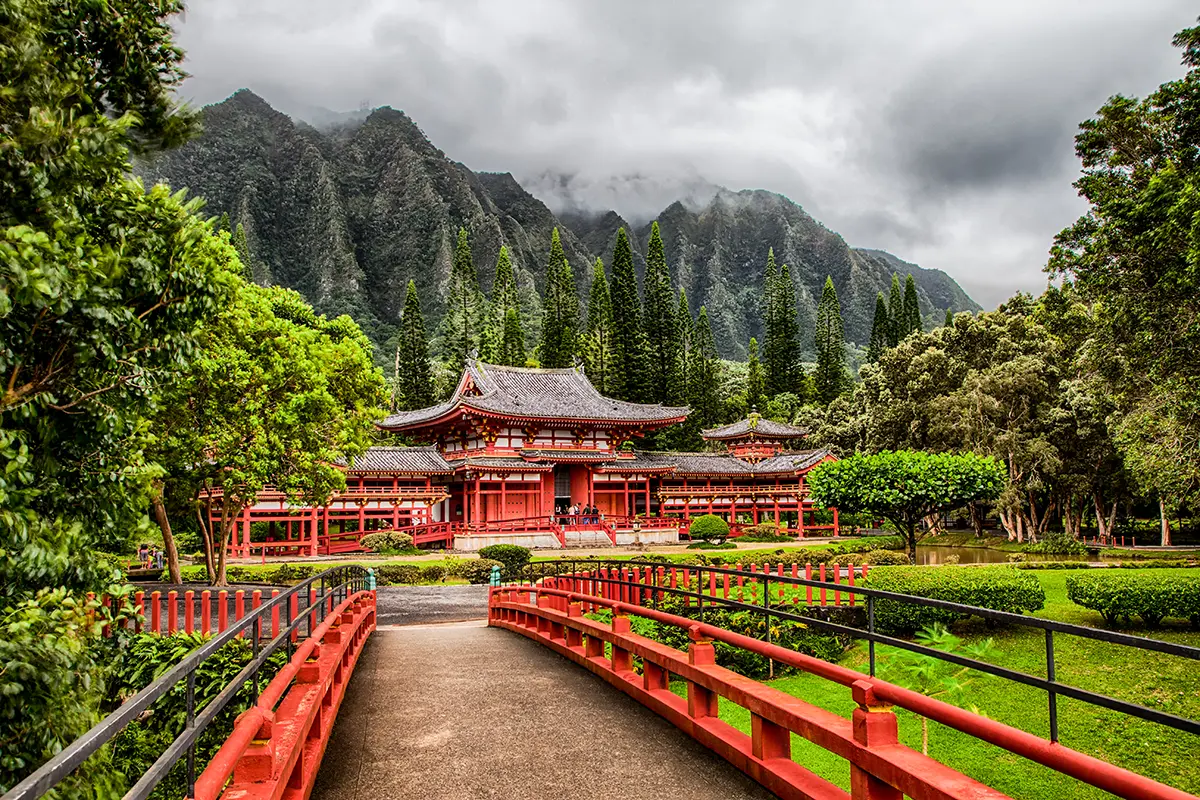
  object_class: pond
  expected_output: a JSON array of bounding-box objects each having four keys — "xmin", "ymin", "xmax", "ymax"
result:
[{"xmin": 914, "ymin": 545, "xmax": 1089, "ymax": 565}]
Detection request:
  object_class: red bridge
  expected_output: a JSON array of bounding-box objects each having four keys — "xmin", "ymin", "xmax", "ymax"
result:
[{"xmin": 5, "ymin": 564, "xmax": 1198, "ymax": 800}]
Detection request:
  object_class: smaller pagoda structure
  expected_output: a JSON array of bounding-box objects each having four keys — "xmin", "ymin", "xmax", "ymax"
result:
[{"xmin": 701, "ymin": 412, "xmax": 809, "ymax": 462}]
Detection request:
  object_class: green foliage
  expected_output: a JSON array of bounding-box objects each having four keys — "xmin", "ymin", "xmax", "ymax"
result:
[
  {"xmin": 608, "ymin": 227, "xmax": 646, "ymax": 401},
  {"xmin": 359, "ymin": 531, "xmax": 417, "ymax": 555},
  {"xmin": 477, "ymin": 544, "xmax": 532, "ymax": 579},
  {"xmin": 481, "ymin": 245, "xmax": 521, "ymax": 363},
  {"xmin": 807, "ymin": 451, "xmax": 1006, "ymax": 562},
  {"xmin": 687, "ymin": 307, "xmax": 722, "ymax": 431},
  {"xmin": 866, "ymin": 292, "xmax": 889, "ymax": 363},
  {"xmin": 374, "ymin": 564, "xmax": 421, "ymax": 585},
  {"xmin": 395, "ymin": 280, "xmax": 434, "ymax": 410},
  {"xmin": 107, "ymin": 633, "xmax": 286, "ymax": 800},
  {"xmin": 814, "ymin": 276, "xmax": 849, "ymax": 405},
  {"xmin": 688, "ymin": 514, "xmax": 730, "ymax": 544},
  {"xmin": 537, "ymin": 228, "xmax": 580, "ymax": 368},
  {"xmin": 863, "ymin": 566, "xmax": 1045, "ymax": 635},
  {"xmin": 887, "ymin": 273, "xmax": 904, "ymax": 347},
  {"xmin": 1066, "ymin": 571, "xmax": 1200, "ymax": 627},
  {"xmin": 1024, "ymin": 531, "xmax": 1087, "ymax": 556},
  {"xmin": 440, "ymin": 228, "xmax": 486, "ymax": 371},
  {"xmin": 745, "ymin": 338, "xmax": 765, "ymax": 411},
  {"xmin": 827, "ymin": 549, "xmax": 910, "ymax": 566},
  {"xmin": 901, "ymin": 274, "xmax": 923, "ymax": 339},
  {"xmin": 459, "ymin": 559, "xmax": 504, "ymax": 584},
  {"xmin": 642, "ymin": 222, "xmax": 683, "ymax": 404},
  {"xmin": 584, "ymin": 257, "xmax": 614, "ymax": 393},
  {"xmin": 686, "ymin": 541, "xmax": 738, "ymax": 550},
  {"xmin": 763, "ymin": 250, "xmax": 803, "ymax": 396}
]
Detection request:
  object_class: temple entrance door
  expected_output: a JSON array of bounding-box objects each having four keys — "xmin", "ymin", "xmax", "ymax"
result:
[{"xmin": 553, "ymin": 468, "xmax": 571, "ymax": 516}]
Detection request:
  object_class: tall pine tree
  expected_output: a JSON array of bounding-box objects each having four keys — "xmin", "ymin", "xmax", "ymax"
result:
[
  {"xmin": 231, "ymin": 222, "xmax": 253, "ymax": 280},
  {"xmin": 944, "ymin": 308, "xmax": 954, "ymax": 328},
  {"xmin": 499, "ymin": 308, "xmax": 526, "ymax": 366},
  {"xmin": 813, "ymin": 276, "xmax": 849, "ymax": 405},
  {"xmin": 538, "ymin": 228, "xmax": 580, "ymax": 368},
  {"xmin": 762, "ymin": 247, "xmax": 782, "ymax": 392},
  {"xmin": 746, "ymin": 337, "xmax": 765, "ymax": 411},
  {"xmin": 482, "ymin": 245, "xmax": 520, "ymax": 362},
  {"xmin": 866, "ymin": 292, "xmax": 889, "ymax": 362},
  {"xmin": 397, "ymin": 280, "xmax": 435, "ymax": 410},
  {"xmin": 688, "ymin": 306, "xmax": 722, "ymax": 430},
  {"xmin": 676, "ymin": 288, "xmax": 694, "ymax": 401},
  {"xmin": 608, "ymin": 227, "xmax": 647, "ymax": 401},
  {"xmin": 642, "ymin": 221, "xmax": 683, "ymax": 404},
  {"xmin": 441, "ymin": 227, "xmax": 485, "ymax": 371},
  {"xmin": 901, "ymin": 273, "xmax": 922, "ymax": 338},
  {"xmin": 775, "ymin": 262, "xmax": 802, "ymax": 391},
  {"xmin": 887, "ymin": 273, "xmax": 904, "ymax": 347},
  {"xmin": 584, "ymin": 257, "xmax": 614, "ymax": 393}
]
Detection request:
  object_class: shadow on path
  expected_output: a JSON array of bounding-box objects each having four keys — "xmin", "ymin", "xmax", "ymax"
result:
[{"xmin": 311, "ymin": 623, "xmax": 776, "ymax": 799}]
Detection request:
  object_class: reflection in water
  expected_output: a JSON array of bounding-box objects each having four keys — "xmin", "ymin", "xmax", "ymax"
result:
[{"xmin": 914, "ymin": 545, "xmax": 1088, "ymax": 565}]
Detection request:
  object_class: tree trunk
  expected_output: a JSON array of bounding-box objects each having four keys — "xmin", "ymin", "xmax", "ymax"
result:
[
  {"xmin": 969, "ymin": 501, "xmax": 985, "ymax": 538},
  {"xmin": 1160, "ymin": 498, "xmax": 1173, "ymax": 547},
  {"xmin": 150, "ymin": 483, "xmax": 182, "ymax": 584},
  {"xmin": 194, "ymin": 493, "xmax": 215, "ymax": 582},
  {"xmin": 921, "ymin": 715, "xmax": 929, "ymax": 756}
]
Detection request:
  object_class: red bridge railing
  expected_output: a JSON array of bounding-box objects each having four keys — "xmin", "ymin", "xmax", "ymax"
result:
[{"xmin": 489, "ymin": 565, "xmax": 1197, "ymax": 800}]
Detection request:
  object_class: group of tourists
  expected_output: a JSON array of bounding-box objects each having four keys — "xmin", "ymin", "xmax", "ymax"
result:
[
  {"xmin": 136, "ymin": 542, "xmax": 165, "ymax": 571},
  {"xmin": 556, "ymin": 502, "xmax": 602, "ymax": 525}
]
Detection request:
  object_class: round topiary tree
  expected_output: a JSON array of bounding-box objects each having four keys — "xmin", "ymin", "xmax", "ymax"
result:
[
  {"xmin": 477, "ymin": 544, "xmax": 532, "ymax": 579},
  {"xmin": 689, "ymin": 514, "xmax": 730, "ymax": 545}
]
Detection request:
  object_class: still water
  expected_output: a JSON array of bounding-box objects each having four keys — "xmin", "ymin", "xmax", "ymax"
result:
[{"xmin": 914, "ymin": 545, "xmax": 1089, "ymax": 565}]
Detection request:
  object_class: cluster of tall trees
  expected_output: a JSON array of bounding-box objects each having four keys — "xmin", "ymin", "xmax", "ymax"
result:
[{"xmin": 866, "ymin": 274, "xmax": 924, "ymax": 362}]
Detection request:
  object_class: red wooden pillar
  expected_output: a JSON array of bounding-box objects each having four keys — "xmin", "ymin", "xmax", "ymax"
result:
[
  {"xmin": 309, "ymin": 509, "xmax": 318, "ymax": 557},
  {"xmin": 241, "ymin": 516, "xmax": 251, "ymax": 558},
  {"xmin": 357, "ymin": 502, "xmax": 366, "ymax": 534},
  {"xmin": 623, "ymin": 476, "xmax": 630, "ymax": 517},
  {"xmin": 798, "ymin": 504, "xmax": 807, "ymax": 538},
  {"xmin": 201, "ymin": 590, "xmax": 211, "ymax": 635},
  {"xmin": 184, "ymin": 591, "xmax": 195, "ymax": 635},
  {"xmin": 644, "ymin": 479, "xmax": 650, "ymax": 518},
  {"xmin": 474, "ymin": 476, "xmax": 482, "ymax": 524},
  {"xmin": 500, "ymin": 477, "xmax": 507, "ymax": 518},
  {"xmin": 833, "ymin": 506, "xmax": 840, "ymax": 536}
]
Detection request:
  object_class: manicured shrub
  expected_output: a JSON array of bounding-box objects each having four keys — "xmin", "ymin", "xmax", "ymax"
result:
[
  {"xmin": 359, "ymin": 533, "xmax": 392, "ymax": 553},
  {"xmin": 360, "ymin": 531, "xmax": 417, "ymax": 554},
  {"xmin": 374, "ymin": 564, "xmax": 421, "ymax": 586},
  {"xmin": 478, "ymin": 544, "xmax": 532, "ymax": 579},
  {"xmin": 689, "ymin": 514, "xmax": 730, "ymax": 545},
  {"xmin": 686, "ymin": 541, "xmax": 737, "ymax": 550},
  {"xmin": 1024, "ymin": 532, "xmax": 1087, "ymax": 556},
  {"xmin": 863, "ymin": 566, "xmax": 1045, "ymax": 635},
  {"xmin": 460, "ymin": 559, "xmax": 504, "ymax": 584},
  {"xmin": 1066, "ymin": 572, "xmax": 1200, "ymax": 627},
  {"xmin": 828, "ymin": 549, "xmax": 910, "ymax": 567},
  {"xmin": 736, "ymin": 523, "xmax": 792, "ymax": 543},
  {"xmin": 419, "ymin": 563, "xmax": 449, "ymax": 583}
]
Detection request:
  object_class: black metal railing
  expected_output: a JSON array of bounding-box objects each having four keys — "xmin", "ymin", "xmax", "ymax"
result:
[
  {"xmin": 2, "ymin": 566, "xmax": 370, "ymax": 800},
  {"xmin": 506, "ymin": 559, "xmax": 1200, "ymax": 743}
]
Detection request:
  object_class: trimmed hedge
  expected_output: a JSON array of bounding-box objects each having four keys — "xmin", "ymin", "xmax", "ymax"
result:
[
  {"xmin": 1066, "ymin": 572, "xmax": 1200, "ymax": 627},
  {"xmin": 459, "ymin": 559, "xmax": 504, "ymax": 584},
  {"xmin": 828, "ymin": 548, "xmax": 909, "ymax": 567},
  {"xmin": 477, "ymin": 544, "xmax": 531, "ymax": 579},
  {"xmin": 863, "ymin": 566, "xmax": 1045, "ymax": 635},
  {"xmin": 360, "ymin": 531, "xmax": 416, "ymax": 554},
  {"xmin": 690, "ymin": 514, "xmax": 730, "ymax": 544}
]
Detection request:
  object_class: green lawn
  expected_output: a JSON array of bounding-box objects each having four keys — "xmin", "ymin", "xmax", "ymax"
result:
[{"xmin": 668, "ymin": 569, "xmax": 1200, "ymax": 799}]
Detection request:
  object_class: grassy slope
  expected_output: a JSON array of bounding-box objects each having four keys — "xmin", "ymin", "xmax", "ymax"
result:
[{"xmin": 671, "ymin": 569, "xmax": 1199, "ymax": 798}]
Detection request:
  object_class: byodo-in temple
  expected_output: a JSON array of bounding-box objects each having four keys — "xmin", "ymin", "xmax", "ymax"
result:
[{"xmin": 216, "ymin": 360, "xmax": 838, "ymax": 556}]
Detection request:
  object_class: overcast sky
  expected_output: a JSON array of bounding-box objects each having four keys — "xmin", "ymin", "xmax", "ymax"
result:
[{"xmin": 175, "ymin": 1, "xmax": 1194, "ymax": 308}]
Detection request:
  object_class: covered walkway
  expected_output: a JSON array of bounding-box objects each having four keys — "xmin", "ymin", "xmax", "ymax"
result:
[{"xmin": 311, "ymin": 622, "xmax": 774, "ymax": 799}]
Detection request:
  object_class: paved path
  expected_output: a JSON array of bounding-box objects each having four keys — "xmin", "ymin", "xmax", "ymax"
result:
[
  {"xmin": 375, "ymin": 585, "xmax": 489, "ymax": 626},
  {"xmin": 311, "ymin": 623, "xmax": 775, "ymax": 800}
]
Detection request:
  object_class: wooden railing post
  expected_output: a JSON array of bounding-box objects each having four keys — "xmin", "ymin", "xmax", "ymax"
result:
[
  {"xmin": 686, "ymin": 626, "xmax": 718, "ymax": 719},
  {"xmin": 850, "ymin": 681, "xmax": 902, "ymax": 800},
  {"xmin": 610, "ymin": 613, "xmax": 633, "ymax": 674}
]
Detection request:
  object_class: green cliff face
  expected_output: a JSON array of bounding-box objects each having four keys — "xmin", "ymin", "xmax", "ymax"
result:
[{"xmin": 142, "ymin": 90, "xmax": 979, "ymax": 360}]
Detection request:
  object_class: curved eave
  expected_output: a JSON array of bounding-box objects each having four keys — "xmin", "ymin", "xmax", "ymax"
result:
[
  {"xmin": 701, "ymin": 431, "xmax": 803, "ymax": 442},
  {"xmin": 462, "ymin": 406, "xmax": 689, "ymax": 427},
  {"xmin": 345, "ymin": 469, "xmax": 453, "ymax": 476}
]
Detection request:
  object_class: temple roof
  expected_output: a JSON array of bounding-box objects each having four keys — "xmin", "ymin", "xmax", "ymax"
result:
[
  {"xmin": 378, "ymin": 360, "xmax": 689, "ymax": 431},
  {"xmin": 343, "ymin": 446, "xmax": 452, "ymax": 474},
  {"xmin": 702, "ymin": 414, "xmax": 809, "ymax": 441},
  {"xmin": 599, "ymin": 449, "xmax": 832, "ymax": 477},
  {"xmin": 445, "ymin": 456, "xmax": 553, "ymax": 472}
]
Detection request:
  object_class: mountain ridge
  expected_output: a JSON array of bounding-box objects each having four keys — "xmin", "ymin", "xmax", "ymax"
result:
[{"xmin": 140, "ymin": 90, "xmax": 980, "ymax": 360}]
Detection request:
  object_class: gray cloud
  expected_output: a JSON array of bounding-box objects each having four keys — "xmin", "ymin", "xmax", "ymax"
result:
[{"xmin": 174, "ymin": 0, "xmax": 1195, "ymax": 309}]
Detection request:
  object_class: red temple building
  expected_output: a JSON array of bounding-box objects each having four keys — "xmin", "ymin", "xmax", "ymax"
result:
[{"xmin": 219, "ymin": 360, "xmax": 836, "ymax": 557}]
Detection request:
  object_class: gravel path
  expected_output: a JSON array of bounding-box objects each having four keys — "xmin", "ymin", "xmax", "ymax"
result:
[{"xmin": 375, "ymin": 584, "xmax": 489, "ymax": 626}]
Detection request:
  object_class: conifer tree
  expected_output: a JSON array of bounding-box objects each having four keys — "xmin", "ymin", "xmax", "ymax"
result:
[
  {"xmin": 232, "ymin": 222, "xmax": 253, "ymax": 279},
  {"xmin": 762, "ymin": 247, "xmax": 782, "ymax": 392},
  {"xmin": 676, "ymin": 288, "xmax": 694, "ymax": 401},
  {"xmin": 688, "ymin": 306, "xmax": 722, "ymax": 429},
  {"xmin": 944, "ymin": 308, "xmax": 954, "ymax": 328},
  {"xmin": 441, "ymin": 227, "xmax": 485, "ymax": 371},
  {"xmin": 775, "ymin": 262, "xmax": 802, "ymax": 390},
  {"xmin": 397, "ymin": 280, "xmax": 435, "ymax": 410},
  {"xmin": 887, "ymin": 273, "xmax": 904, "ymax": 347},
  {"xmin": 902, "ymin": 273, "xmax": 922, "ymax": 338},
  {"xmin": 482, "ymin": 245, "xmax": 520, "ymax": 361},
  {"xmin": 584, "ymin": 257, "xmax": 615, "ymax": 393},
  {"xmin": 642, "ymin": 221, "xmax": 683, "ymax": 403},
  {"xmin": 609, "ymin": 227, "xmax": 647, "ymax": 400},
  {"xmin": 866, "ymin": 292, "xmax": 889, "ymax": 362},
  {"xmin": 814, "ymin": 276, "xmax": 849, "ymax": 405},
  {"xmin": 538, "ymin": 228, "xmax": 580, "ymax": 368},
  {"xmin": 499, "ymin": 308, "xmax": 526, "ymax": 366},
  {"xmin": 746, "ymin": 337, "xmax": 765, "ymax": 411}
]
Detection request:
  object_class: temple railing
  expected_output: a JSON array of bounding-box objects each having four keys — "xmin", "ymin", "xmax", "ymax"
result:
[{"xmin": 490, "ymin": 560, "xmax": 1199, "ymax": 800}]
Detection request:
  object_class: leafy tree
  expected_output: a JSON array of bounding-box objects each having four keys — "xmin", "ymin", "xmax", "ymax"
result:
[
  {"xmin": 642, "ymin": 221, "xmax": 683, "ymax": 403},
  {"xmin": 866, "ymin": 292, "xmax": 889, "ymax": 363},
  {"xmin": 901, "ymin": 273, "xmax": 923, "ymax": 338},
  {"xmin": 746, "ymin": 338, "xmax": 766, "ymax": 411},
  {"xmin": 1048, "ymin": 20, "xmax": 1200, "ymax": 538},
  {"xmin": 688, "ymin": 307, "xmax": 722, "ymax": 430},
  {"xmin": 538, "ymin": 228, "xmax": 580, "ymax": 368},
  {"xmin": 944, "ymin": 308, "xmax": 954, "ymax": 328},
  {"xmin": 440, "ymin": 227, "xmax": 485, "ymax": 371},
  {"xmin": 584, "ymin": 257, "xmax": 614, "ymax": 392},
  {"xmin": 0, "ymin": 0, "xmax": 222, "ymax": 788},
  {"xmin": 887, "ymin": 273, "xmax": 904, "ymax": 347},
  {"xmin": 499, "ymin": 307, "xmax": 527, "ymax": 367},
  {"xmin": 396, "ymin": 280, "xmax": 435, "ymax": 409},
  {"xmin": 813, "ymin": 276, "xmax": 849, "ymax": 405},
  {"xmin": 153, "ymin": 283, "xmax": 386, "ymax": 586},
  {"xmin": 608, "ymin": 227, "xmax": 647, "ymax": 400},
  {"xmin": 481, "ymin": 245, "xmax": 520, "ymax": 362},
  {"xmin": 806, "ymin": 451, "xmax": 1006, "ymax": 563},
  {"xmin": 689, "ymin": 514, "xmax": 730, "ymax": 545}
]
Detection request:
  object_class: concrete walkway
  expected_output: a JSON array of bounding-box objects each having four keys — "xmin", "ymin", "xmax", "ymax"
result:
[{"xmin": 311, "ymin": 622, "xmax": 775, "ymax": 799}]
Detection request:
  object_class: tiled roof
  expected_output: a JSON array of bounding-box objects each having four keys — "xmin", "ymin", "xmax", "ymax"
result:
[
  {"xmin": 378, "ymin": 360, "xmax": 689, "ymax": 430},
  {"xmin": 520, "ymin": 449, "xmax": 614, "ymax": 462},
  {"xmin": 342, "ymin": 446, "xmax": 452, "ymax": 474},
  {"xmin": 600, "ymin": 449, "xmax": 833, "ymax": 476},
  {"xmin": 702, "ymin": 416, "xmax": 809, "ymax": 441}
]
